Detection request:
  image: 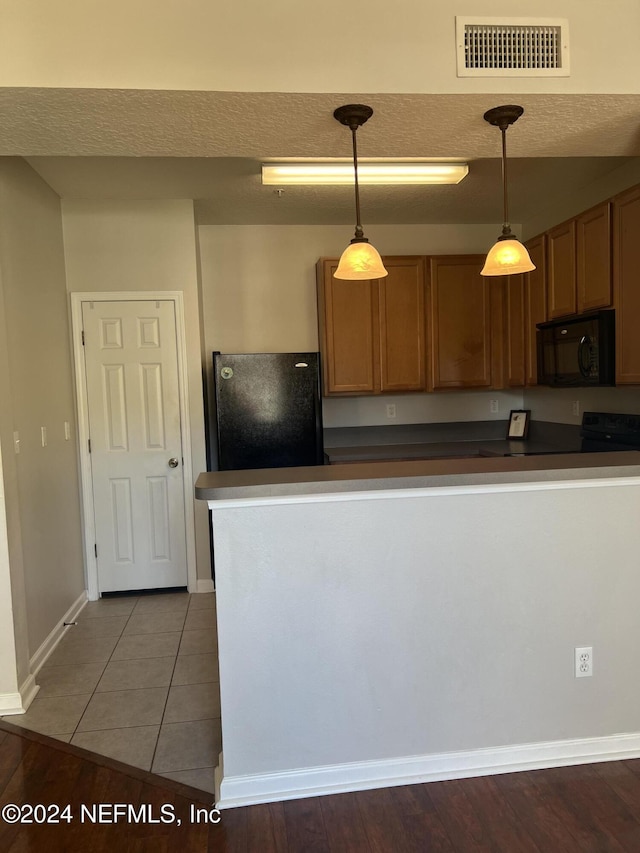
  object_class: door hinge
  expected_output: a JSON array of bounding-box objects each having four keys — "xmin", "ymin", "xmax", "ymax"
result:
[
  {"xmin": 88, "ymin": 438, "xmax": 91, "ymax": 453},
  {"xmin": 81, "ymin": 330, "xmax": 85, "ymax": 346},
  {"xmin": 94, "ymin": 543, "xmax": 98, "ymax": 558}
]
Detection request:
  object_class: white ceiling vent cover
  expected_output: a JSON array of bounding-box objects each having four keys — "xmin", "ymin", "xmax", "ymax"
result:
[{"xmin": 456, "ymin": 17, "xmax": 570, "ymax": 77}]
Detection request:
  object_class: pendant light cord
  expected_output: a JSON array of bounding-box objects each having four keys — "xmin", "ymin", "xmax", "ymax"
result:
[
  {"xmin": 350, "ymin": 125, "xmax": 364, "ymax": 241},
  {"xmin": 501, "ymin": 125, "xmax": 511, "ymax": 237}
]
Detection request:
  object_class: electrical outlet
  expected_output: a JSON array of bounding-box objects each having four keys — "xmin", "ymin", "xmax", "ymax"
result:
[
  {"xmin": 575, "ymin": 646, "xmax": 593, "ymax": 678},
  {"xmin": 572, "ymin": 400, "xmax": 580, "ymax": 417},
  {"xmin": 490, "ymin": 399, "xmax": 499, "ymax": 414},
  {"xmin": 386, "ymin": 404, "xmax": 397, "ymax": 419}
]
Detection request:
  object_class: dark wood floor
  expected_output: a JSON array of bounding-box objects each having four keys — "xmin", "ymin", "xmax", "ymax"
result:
[{"xmin": 2, "ymin": 719, "xmax": 640, "ymax": 852}]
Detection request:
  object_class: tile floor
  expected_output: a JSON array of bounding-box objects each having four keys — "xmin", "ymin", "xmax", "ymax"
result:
[{"xmin": 1, "ymin": 591, "xmax": 221, "ymax": 794}]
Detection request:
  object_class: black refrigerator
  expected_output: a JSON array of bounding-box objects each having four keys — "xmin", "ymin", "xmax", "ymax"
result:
[{"xmin": 210, "ymin": 352, "xmax": 325, "ymax": 470}]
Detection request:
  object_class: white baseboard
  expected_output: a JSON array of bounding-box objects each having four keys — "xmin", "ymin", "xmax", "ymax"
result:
[
  {"xmin": 0, "ymin": 691, "xmax": 29, "ymax": 715},
  {"xmin": 216, "ymin": 731, "xmax": 640, "ymax": 809},
  {"xmin": 0, "ymin": 672, "xmax": 40, "ymax": 715},
  {"xmin": 196, "ymin": 579, "xmax": 215, "ymax": 593},
  {"xmin": 29, "ymin": 590, "xmax": 88, "ymax": 675},
  {"xmin": 3, "ymin": 591, "xmax": 89, "ymax": 716},
  {"xmin": 214, "ymin": 751, "xmax": 224, "ymax": 804},
  {"xmin": 18, "ymin": 674, "xmax": 39, "ymax": 712}
]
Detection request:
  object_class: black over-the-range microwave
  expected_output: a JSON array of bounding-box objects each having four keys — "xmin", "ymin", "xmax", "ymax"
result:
[{"xmin": 536, "ymin": 309, "xmax": 615, "ymax": 387}]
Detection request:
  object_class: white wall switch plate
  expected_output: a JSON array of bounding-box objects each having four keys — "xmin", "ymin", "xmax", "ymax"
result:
[
  {"xmin": 41, "ymin": 426, "xmax": 47, "ymax": 447},
  {"xmin": 13, "ymin": 431, "xmax": 20, "ymax": 454},
  {"xmin": 64, "ymin": 421, "xmax": 71, "ymax": 441},
  {"xmin": 386, "ymin": 404, "xmax": 397, "ymax": 419}
]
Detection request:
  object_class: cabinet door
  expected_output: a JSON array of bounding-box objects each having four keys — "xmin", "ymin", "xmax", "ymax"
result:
[
  {"xmin": 547, "ymin": 220, "xmax": 577, "ymax": 318},
  {"xmin": 613, "ymin": 185, "xmax": 640, "ymax": 384},
  {"xmin": 576, "ymin": 201, "xmax": 612, "ymax": 313},
  {"xmin": 505, "ymin": 274, "xmax": 525, "ymax": 387},
  {"xmin": 429, "ymin": 256, "xmax": 492, "ymax": 389},
  {"xmin": 524, "ymin": 235, "xmax": 547, "ymax": 386},
  {"xmin": 378, "ymin": 257, "xmax": 426, "ymax": 392},
  {"xmin": 316, "ymin": 260, "xmax": 377, "ymax": 394}
]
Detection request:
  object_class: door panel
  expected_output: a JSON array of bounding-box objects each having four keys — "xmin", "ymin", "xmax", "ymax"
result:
[
  {"xmin": 82, "ymin": 300, "xmax": 187, "ymax": 593},
  {"xmin": 506, "ymin": 274, "xmax": 525, "ymax": 387},
  {"xmin": 429, "ymin": 256, "xmax": 492, "ymax": 389},
  {"xmin": 378, "ymin": 258, "xmax": 426, "ymax": 392},
  {"xmin": 577, "ymin": 201, "xmax": 612, "ymax": 313},
  {"xmin": 547, "ymin": 220, "xmax": 577, "ymax": 318},
  {"xmin": 316, "ymin": 260, "xmax": 377, "ymax": 394}
]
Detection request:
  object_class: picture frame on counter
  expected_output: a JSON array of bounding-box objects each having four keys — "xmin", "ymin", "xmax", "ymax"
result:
[{"xmin": 507, "ymin": 409, "xmax": 531, "ymax": 440}]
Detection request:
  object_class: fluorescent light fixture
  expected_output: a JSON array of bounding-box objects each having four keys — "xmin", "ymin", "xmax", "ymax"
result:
[{"xmin": 261, "ymin": 161, "xmax": 469, "ymax": 186}]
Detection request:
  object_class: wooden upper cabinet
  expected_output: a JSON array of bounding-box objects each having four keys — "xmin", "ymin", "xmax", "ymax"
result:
[
  {"xmin": 576, "ymin": 201, "xmax": 612, "ymax": 313},
  {"xmin": 547, "ymin": 219, "xmax": 577, "ymax": 318},
  {"xmin": 378, "ymin": 257, "xmax": 426, "ymax": 392},
  {"xmin": 505, "ymin": 274, "xmax": 526, "ymax": 387},
  {"xmin": 316, "ymin": 260, "xmax": 377, "ymax": 394},
  {"xmin": 316, "ymin": 256, "xmax": 426, "ymax": 395},
  {"xmin": 524, "ymin": 234, "xmax": 547, "ymax": 386},
  {"xmin": 613, "ymin": 185, "xmax": 640, "ymax": 384},
  {"xmin": 429, "ymin": 255, "xmax": 492, "ymax": 389}
]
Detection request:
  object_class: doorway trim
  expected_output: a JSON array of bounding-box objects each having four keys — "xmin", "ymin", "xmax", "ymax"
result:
[{"xmin": 70, "ymin": 291, "xmax": 197, "ymax": 600}]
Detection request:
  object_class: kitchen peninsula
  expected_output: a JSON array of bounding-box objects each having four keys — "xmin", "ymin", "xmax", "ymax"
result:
[{"xmin": 197, "ymin": 453, "xmax": 640, "ymax": 809}]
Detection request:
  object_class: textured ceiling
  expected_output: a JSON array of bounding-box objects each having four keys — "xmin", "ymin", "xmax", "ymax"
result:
[
  {"xmin": 3, "ymin": 88, "xmax": 640, "ymax": 225},
  {"xmin": 24, "ymin": 155, "xmax": 634, "ymax": 226}
]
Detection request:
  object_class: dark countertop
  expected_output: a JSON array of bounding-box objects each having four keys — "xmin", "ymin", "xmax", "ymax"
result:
[
  {"xmin": 195, "ymin": 451, "xmax": 640, "ymax": 503},
  {"xmin": 326, "ymin": 439, "xmax": 576, "ymax": 463},
  {"xmin": 322, "ymin": 420, "xmax": 583, "ymax": 463}
]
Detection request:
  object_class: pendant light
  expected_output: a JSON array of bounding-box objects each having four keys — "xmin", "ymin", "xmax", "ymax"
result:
[
  {"xmin": 333, "ymin": 104, "xmax": 388, "ymax": 280},
  {"xmin": 481, "ymin": 105, "xmax": 535, "ymax": 277}
]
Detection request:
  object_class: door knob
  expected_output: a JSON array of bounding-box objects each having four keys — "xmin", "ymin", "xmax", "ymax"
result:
[{"xmin": 168, "ymin": 458, "xmax": 179, "ymax": 468}]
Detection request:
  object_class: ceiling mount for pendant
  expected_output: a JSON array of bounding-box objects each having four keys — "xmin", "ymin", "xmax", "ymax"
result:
[
  {"xmin": 483, "ymin": 104, "xmax": 524, "ymax": 130},
  {"xmin": 333, "ymin": 104, "xmax": 374, "ymax": 129}
]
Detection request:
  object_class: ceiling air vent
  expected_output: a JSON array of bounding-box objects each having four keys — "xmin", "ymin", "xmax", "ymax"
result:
[{"xmin": 456, "ymin": 17, "xmax": 570, "ymax": 77}]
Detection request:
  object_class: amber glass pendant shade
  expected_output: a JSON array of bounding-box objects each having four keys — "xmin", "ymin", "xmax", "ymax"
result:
[
  {"xmin": 481, "ymin": 237, "xmax": 535, "ymax": 276},
  {"xmin": 334, "ymin": 240, "xmax": 388, "ymax": 280}
]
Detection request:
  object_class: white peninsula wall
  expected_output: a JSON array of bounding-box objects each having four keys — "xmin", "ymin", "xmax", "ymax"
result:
[{"xmin": 203, "ymin": 460, "xmax": 640, "ymax": 807}]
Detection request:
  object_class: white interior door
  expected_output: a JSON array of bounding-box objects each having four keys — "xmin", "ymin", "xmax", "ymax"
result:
[{"xmin": 81, "ymin": 299, "xmax": 188, "ymax": 593}]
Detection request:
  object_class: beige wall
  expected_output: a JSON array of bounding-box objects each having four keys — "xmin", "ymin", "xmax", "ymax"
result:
[
  {"xmin": 0, "ymin": 262, "xmax": 29, "ymax": 698},
  {"xmin": 62, "ymin": 199, "xmax": 211, "ymax": 581},
  {"xmin": 2, "ymin": 1, "xmax": 639, "ymax": 94},
  {"xmin": 0, "ymin": 158, "xmax": 85, "ymax": 664},
  {"xmin": 198, "ymin": 223, "xmax": 507, "ymax": 353},
  {"xmin": 198, "ymin": 221, "xmax": 640, "ymax": 430},
  {"xmin": 198, "ymin": 222, "xmax": 517, "ymax": 428},
  {"xmin": 524, "ymin": 159, "xmax": 640, "ymax": 240},
  {"xmin": 524, "ymin": 387, "xmax": 640, "ymax": 425},
  {"xmin": 323, "ymin": 391, "xmax": 524, "ymax": 429},
  {"xmin": 0, "ymin": 444, "xmax": 21, "ymax": 699}
]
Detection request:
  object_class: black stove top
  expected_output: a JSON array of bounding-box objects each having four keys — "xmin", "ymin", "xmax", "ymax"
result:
[{"xmin": 580, "ymin": 412, "xmax": 640, "ymax": 452}]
